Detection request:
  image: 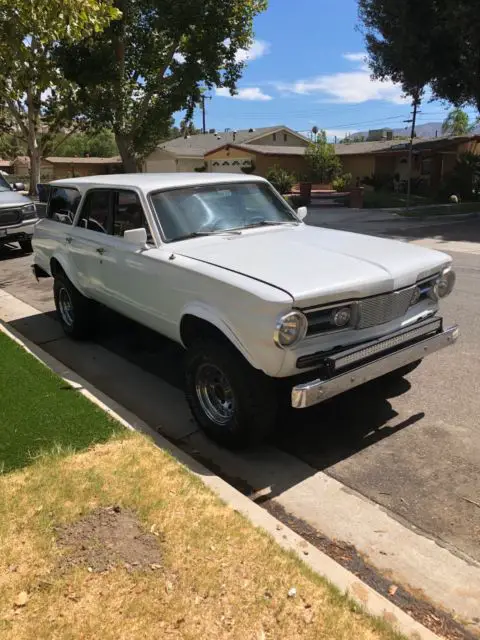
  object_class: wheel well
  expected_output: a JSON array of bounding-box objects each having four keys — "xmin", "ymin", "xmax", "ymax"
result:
[
  {"xmin": 50, "ymin": 258, "xmax": 66, "ymax": 278},
  {"xmin": 180, "ymin": 315, "xmax": 231, "ymax": 349}
]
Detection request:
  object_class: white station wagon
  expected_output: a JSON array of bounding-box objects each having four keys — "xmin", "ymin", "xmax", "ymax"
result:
[{"xmin": 32, "ymin": 173, "xmax": 458, "ymax": 448}]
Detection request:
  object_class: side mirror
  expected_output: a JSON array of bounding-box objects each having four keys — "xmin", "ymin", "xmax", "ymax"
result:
[
  {"xmin": 124, "ymin": 227, "xmax": 148, "ymax": 247},
  {"xmin": 14, "ymin": 182, "xmax": 26, "ymax": 192},
  {"xmin": 297, "ymin": 206, "xmax": 308, "ymax": 221}
]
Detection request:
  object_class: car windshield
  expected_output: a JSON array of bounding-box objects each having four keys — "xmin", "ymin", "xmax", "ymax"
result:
[
  {"xmin": 0, "ymin": 175, "xmax": 11, "ymax": 192},
  {"xmin": 149, "ymin": 182, "xmax": 298, "ymax": 242}
]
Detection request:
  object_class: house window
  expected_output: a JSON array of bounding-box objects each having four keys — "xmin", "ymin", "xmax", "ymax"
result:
[
  {"xmin": 273, "ymin": 133, "xmax": 277, "ymax": 141},
  {"xmin": 284, "ymin": 133, "xmax": 288, "ymax": 142}
]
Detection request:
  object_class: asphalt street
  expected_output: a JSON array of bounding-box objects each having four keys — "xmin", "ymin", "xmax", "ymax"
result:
[{"xmin": 1, "ymin": 218, "xmax": 479, "ymax": 566}]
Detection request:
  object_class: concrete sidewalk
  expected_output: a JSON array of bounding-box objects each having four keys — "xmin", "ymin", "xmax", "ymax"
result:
[{"xmin": 0, "ymin": 286, "xmax": 479, "ymax": 636}]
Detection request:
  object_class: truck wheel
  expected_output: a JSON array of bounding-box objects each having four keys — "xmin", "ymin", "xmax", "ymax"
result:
[
  {"xmin": 19, "ymin": 239, "xmax": 33, "ymax": 253},
  {"xmin": 185, "ymin": 340, "xmax": 278, "ymax": 449},
  {"xmin": 53, "ymin": 273, "xmax": 94, "ymax": 339}
]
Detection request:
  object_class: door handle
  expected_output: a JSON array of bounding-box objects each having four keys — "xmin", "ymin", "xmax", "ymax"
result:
[
  {"xmin": 96, "ymin": 247, "xmax": 105, "ymax": 255},
  {"xmin": 65, "ymin": 236, "xmax": 72, "ymax": 244}
]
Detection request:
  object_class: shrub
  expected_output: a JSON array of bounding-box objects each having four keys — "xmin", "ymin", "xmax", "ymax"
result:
[
  {"xmin": 304, "ymin": 130, "xmax": 342, "ymax": 183},
  {"xmin": 362, "ymin": 173, "xmax": 394, "ymax": 192},
  {"xmin": 241, "ymin": 161, "xmax": 256, "ymax": 174},
  {"xmin": 332, "ymin": 173, "xmax": 352, "ymax": 192},
  {"xmin": 266, "ymin": 165, "xmax": 296, "ymax": 194}
]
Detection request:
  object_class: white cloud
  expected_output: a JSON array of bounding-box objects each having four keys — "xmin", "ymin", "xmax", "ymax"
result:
[
  {"xmin": 343, "ymin": 52, "xmax": 366, "ymax": 63},
  {"xmin": 216, "ymin": 87, "xmax": 273, "ymax": 101},
  {"xmin": 274, "ymin": 52, "xmax": 408, "ymax": 104},
  {"xmin": 276, "ymin": 72, "xmax": 407, "ymax": 105},
  {"xmin": 235, "ymin": 39, "xmax": 270, "ymax": 64}
]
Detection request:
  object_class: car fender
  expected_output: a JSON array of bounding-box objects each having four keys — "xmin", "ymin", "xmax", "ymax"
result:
[
  {"xmin": 50, "ymin": 251, "xmax": 86, "ymax": 296},
  {"xmin": 180, "ymin": 302, "xmax": 262, "ymax": 370}
]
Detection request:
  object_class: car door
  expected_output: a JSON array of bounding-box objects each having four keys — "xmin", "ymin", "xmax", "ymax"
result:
[
  {"xmin": 34, "ymin": 186, "xmax": 81, "ymax": 273},
  {"xmin": 68, "ymin": 188, "xmax": 115, "ymax": 303},
  {"xmin": 95, "ymin": 189, "xmax": 172, "ymax": 333}
]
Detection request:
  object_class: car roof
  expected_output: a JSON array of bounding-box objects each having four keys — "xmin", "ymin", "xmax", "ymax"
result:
[{"xmin": 50, "ymin": 172, "xmax": 267, "ymax": 194}]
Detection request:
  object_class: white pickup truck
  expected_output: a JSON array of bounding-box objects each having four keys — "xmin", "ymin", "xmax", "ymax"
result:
[{"xmin": 32, "ymin": 173, "xmax": 458, "ymax": 448}]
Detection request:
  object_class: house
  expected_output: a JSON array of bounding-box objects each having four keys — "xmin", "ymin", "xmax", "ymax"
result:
[
  {"xmin": 335, "ymin": 135, "xmax": 480, "ymax": 191},
  {"xmin": 6, "ymin": 155, "xmax": 122, "ymax": 180},
  {"xmin": 144, "ymin": 126, "xmax": 310, "ymax": 175},
  {"xmin": 44, "ymin": 156, "xmax": 123, "ymax": 179}
]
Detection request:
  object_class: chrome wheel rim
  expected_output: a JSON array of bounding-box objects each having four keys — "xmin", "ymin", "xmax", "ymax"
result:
[
  {"xmin": 58, "ymin": 287, "xmax": 74, "ymax": 327},
  {"xmin": 195, "ymin": 363, "xmax": 235, "ymax": 426}
]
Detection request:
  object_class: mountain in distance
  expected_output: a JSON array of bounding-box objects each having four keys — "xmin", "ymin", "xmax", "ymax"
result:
[{"xmin": 351, "ymin": 121, "xmax": 480, "ymax": 140}]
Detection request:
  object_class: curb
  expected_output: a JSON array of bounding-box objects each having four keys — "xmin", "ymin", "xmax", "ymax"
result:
[
  {"xmin": 394, "ymin": 212, "xmax": 479, "ymax": 222},
  {"xmin": 0, "ymin": 317, "xmax": 441, "ymax": 640}
]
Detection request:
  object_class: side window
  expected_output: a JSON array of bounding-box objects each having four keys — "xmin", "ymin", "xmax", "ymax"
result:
[
  {"xmin": 48, "ymin": 187, "xmax": 81, "ymax": 225},
  {"xmin": 77, "ymin": 190, "xmax": 112, "ymax": 234},
  {"xmin": 113, "ymin": 191, "xmax": 153, "ymax": 243}
]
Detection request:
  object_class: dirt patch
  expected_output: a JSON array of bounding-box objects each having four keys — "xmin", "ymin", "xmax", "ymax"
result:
[{"xmin": 55, "ymin": 506, "xmax": 162, "ymax": 573}]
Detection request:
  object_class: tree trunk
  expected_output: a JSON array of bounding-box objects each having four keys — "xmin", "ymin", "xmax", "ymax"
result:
[
  {"xmin": 29, "ymin": 148, "xmax": 41, "ymax": 196},
  {"xmin": 116, "ymin": 134, "xmax": 139, "ymax": 173},
  {"xmin": 26, "ymin": 87, "xmax": 41, "ymax": 196}
]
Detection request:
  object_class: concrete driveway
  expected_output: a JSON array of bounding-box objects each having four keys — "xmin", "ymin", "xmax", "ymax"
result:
[{"xmin": 1, "ymin": 219, "xmax": 479, "ymax": 631}]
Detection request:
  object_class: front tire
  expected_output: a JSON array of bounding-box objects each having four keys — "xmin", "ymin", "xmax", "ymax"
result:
[
  {"xmin": 53, "ymin": 273, "xmax": 95, "ymax": 339},
  {"xmin": 185, "ymin": 340, "xmax": 278, "ymax": 449}
]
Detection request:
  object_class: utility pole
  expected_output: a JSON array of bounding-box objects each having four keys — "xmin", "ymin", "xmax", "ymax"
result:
[
  {"xmin": 404, "ymin": 97, "xmax": 420, "ymax": 211},
  {"xmin": 200, "ymin": 94, "xmax": 212, "ymax": 134}
]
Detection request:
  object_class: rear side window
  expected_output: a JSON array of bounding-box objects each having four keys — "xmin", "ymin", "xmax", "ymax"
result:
[
  {"xmin": 48, "ymin": 187, "xmax": 81, "ymax": 225},
  {"xmin": 77, "ymin": 190, "xmax": 112, "ymax": 234}
]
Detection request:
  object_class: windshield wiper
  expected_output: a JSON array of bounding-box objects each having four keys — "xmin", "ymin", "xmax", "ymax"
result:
[
  {"xmin": 178, "ymin": 229, "xmax": 243, "ymax": 240},
  {"xmin": 243, "ymin": 220, "xmax": 300, "ymax": 229}
]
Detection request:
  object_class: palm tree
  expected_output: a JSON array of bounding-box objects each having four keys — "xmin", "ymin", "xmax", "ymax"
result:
[{"xmin": 442, "ymin": 108, "xmax": 476, "ymax": 136}]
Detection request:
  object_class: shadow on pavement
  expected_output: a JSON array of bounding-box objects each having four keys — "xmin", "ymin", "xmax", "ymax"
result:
[{"xmin": 6, "ymin": 305, "xmax": 420, "ymax": 503}]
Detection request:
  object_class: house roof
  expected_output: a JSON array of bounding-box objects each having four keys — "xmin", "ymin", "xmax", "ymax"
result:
[
  {"xmin": 334, "ymin": 134, "xmax": 480, "ymax": 156},
  {"xmin": 45, "ymin": 156, "xmax": 122, "ymax": 164},
  {"xmin": 205, "ymin": 143, "xmax": 307, "ymax": 157},
  {"xmin": 158, "ymin": 126, "xmax": 309, "ymax": 158}
]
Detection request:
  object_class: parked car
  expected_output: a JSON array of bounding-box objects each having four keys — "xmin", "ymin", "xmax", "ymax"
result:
[
  {"xmin": 32, "ymin": 174, "xmax": 458, "ymax": 448},
  {"xmin": 0, "ymin": 175, "xmax": 38, "ymax": 253}
]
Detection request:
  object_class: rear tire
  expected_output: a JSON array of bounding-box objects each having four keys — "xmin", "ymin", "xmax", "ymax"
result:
[
  {"xmin": 19, "ymin": 238, "xmax": 33, "ymax": 253},
  {"xmin": 185, "ymin": 340, "xmax": 278, "ymax": 449},
  {"xmin": 53, "ymin": 272, "xmax": 95, "ymax": 339}
]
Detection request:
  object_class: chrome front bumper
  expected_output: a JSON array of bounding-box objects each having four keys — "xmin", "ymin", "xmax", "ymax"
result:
[{"xmin": 291, "ymin": 323, "xmax": 459, "ymax": 409}]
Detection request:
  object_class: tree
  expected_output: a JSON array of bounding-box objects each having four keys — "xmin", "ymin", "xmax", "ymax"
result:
[
  {"xmin": 53, "ymin": 129, "xmax": 118, "ymax": 157},
  {"xmin": 56, "ymin": 0, "xmax": 268, "ymax": 172},
  {"xmin": 442, "ymin": 109, "xmax": 476, "ymax": 136},
  {"xmin": 0, "ymin": 0, "xmax": 120, "ymax": 193},
  {"xmin": 358, "ymin": 0, "xmax": 480, "ymax": 113},
  {"xmin": 304, "ymin": 131, "xmax": 342, "ymax": 184}
]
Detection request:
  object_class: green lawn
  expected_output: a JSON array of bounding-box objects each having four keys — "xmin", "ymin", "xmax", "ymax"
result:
[
  {"xmin": 363, "ymin": 191, "xmax": 432, "ymax": 209},
  {"xmin": 0, "ymin": 331, "xmax": 122, "ymax": 473}
]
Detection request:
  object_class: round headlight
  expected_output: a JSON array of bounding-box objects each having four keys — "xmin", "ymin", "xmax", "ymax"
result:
[
  {"xmin": 274, "ymin": 311, "xmax": 308, "ymax": 347},
  {"xmin": 331, "ymin": 307, "xmax": 351, "ymax": 328},
  {"xmin": 434, "ymin": 269, "xmax": 456, "ymax": 299}
]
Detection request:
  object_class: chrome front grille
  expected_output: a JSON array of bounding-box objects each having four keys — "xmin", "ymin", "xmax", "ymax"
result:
[
  {"xmin": 0, "ymin": 208, "xmax": 21, "ymax": 226},
  {"xmin": 356, "ymin": 288, "xmax": 415, "ymax": 329}
]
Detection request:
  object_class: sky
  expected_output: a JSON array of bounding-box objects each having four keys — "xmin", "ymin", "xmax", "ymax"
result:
[{"xmin": 188, "ymin": 0, "xmax": 476, "ymax": 140}]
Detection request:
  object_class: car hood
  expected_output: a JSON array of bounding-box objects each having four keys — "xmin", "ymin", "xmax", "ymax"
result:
[
  {"xmin": 175, "ymin": 225, "xmax": 450, "ymax": 306},
  {"xmin": 0, "ymin": 190, "xmax": 32, "ymax": 208}
]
